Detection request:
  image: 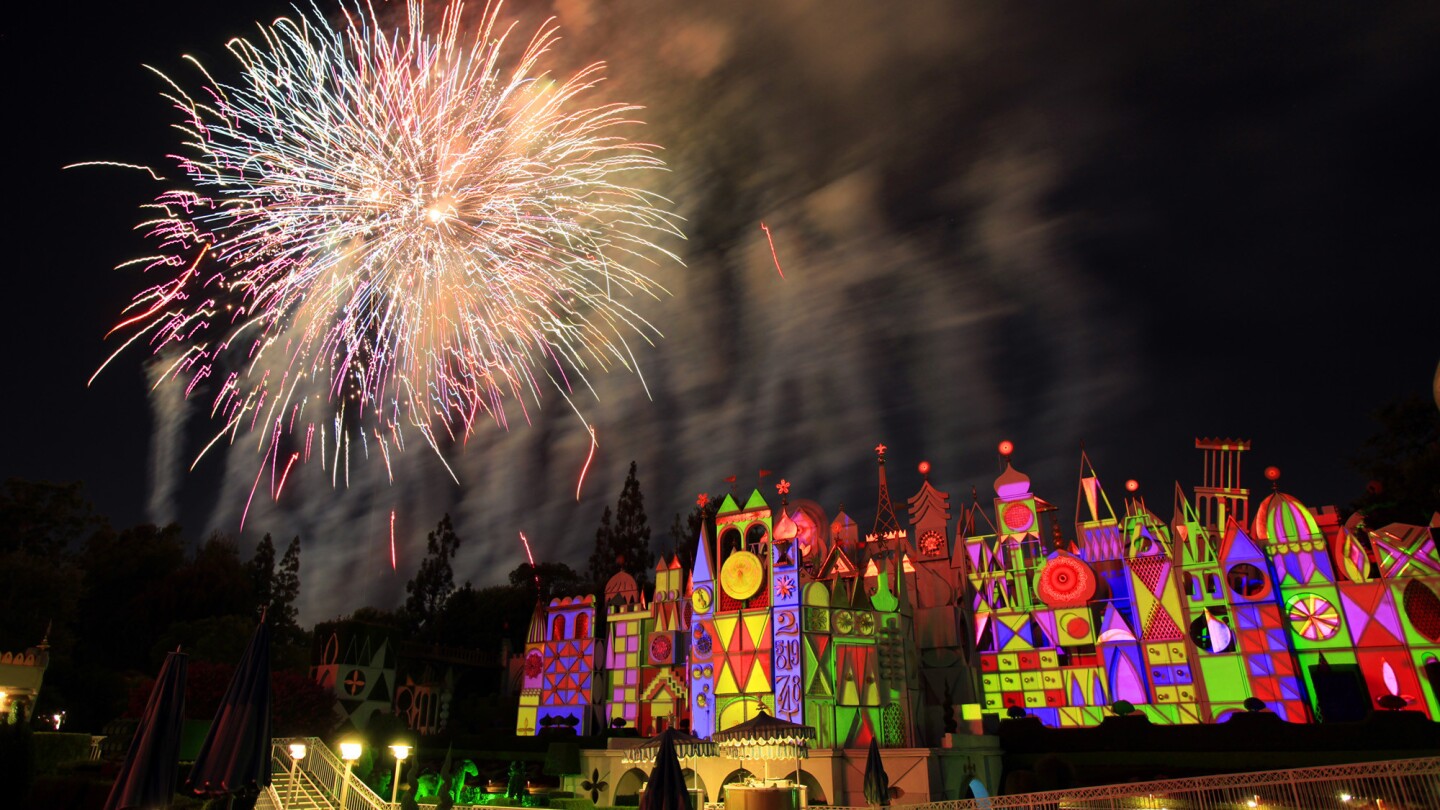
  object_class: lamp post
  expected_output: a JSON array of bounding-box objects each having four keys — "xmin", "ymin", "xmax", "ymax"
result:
[
  {"xmin": 338, "ymin": 741, "xmax": 363, "ymax": 810},
  {"xmin": 389, "ymin": 743, "xmax": 412, "ymax": 807},
  {"xmin": 288, "ymin": 742, "xmax": 307, "ymax": 808}
]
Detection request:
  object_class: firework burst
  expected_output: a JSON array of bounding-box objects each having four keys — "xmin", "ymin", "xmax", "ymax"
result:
[{"xmin": 86, "ymin": 0, "xmax": 681, "ymax": 513}]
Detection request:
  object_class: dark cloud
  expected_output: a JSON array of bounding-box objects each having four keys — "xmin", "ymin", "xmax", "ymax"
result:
[{"xmin": 8, "ymin": 1, "xmax": 1438, "ymax": 624}]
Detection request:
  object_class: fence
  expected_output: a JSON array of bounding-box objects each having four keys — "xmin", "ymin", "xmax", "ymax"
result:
[{"xmin": 819, "ymin": 755, "xmax": 1440, "ymax": 810}]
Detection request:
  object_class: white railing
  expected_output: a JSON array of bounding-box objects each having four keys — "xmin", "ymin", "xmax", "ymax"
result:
[
  {"xmin": 275, "ymin": 736, "xmax": 393, "ymax": 810},
  {"xmin": 810, "ymin": 755, "xmax": 1440, "ymax": 810}
]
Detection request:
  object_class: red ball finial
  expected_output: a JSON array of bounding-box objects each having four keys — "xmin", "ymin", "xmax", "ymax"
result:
[
  {"xmin": 998, "ymin": 440, "xmax": 1014, "ymax": 456},
  {"xmin": 1124, "ymin": 479, "xmax": 1139, "ymax": 492},
  {"xmin": 917, "ymin": 460, "xmax": 931, "ymax": 475},
  {"xmin": 1264, "ymin": 466, "xmax": 1281, "ymax": 482}
]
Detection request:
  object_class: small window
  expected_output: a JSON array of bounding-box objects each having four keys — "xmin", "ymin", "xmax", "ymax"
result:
[{"xmin": 1227, "ymin": 563, "xmax": 1268, "ymax": 598}]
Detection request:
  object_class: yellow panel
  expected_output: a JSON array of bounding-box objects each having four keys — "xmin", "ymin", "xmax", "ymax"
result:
[
  {"xmin": 715, "ymin": 617, "xmax": 739, "ymax": 648},
  {"xmin": 985, "ymin": 695, "xmax": 1003, "ymax": 710},
  {"xmin": 1040, "ymin": 671, "xmax": 1062, "ymax": 688},
  {"xmin": 715, "ymin": 661, "xmax": 740, "ymax": 695},
  {"xmin": 743, "ymin": 612, "xmax": 771, "ymax": 647},
  {"xmin": 1037, "ymin": 650, "xmax": 1059, "ymax": 668},
  {"xmin": 1153, "ymin": 686, "xmax": 1177, "ymax": 703},
  {"xmin": 999, "ymin": 673, "xmax": 1020, "ymax": 691},
  {"xmin": 864, "ymin": 678, "xmax": 880, "ymax": 706},
  {"xmin": 744, "ymin": 660, "xmax": 772, "ymax": 694},
  {"xmin": 1023, "ymin": 692, "xmax": 1046, "ymax": 708},
  {"xmin": 1020, "ymin": 672, "xmax": 1041, "ymax": 690},
  {"xmin": 998, "ymin": 653, "xmax": 1019, "ymax": 671},
  {"xmin": 982, "ymin": 674, "xmax": 1000, "ymax": 690},
  {"xmin": 1145, "ymin": 643, "xmax": 1169, "ymax": 663}
]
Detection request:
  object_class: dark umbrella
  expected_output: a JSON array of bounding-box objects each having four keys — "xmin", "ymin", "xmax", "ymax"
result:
[
  {"xmin": 862, "ymin": 736, "xmax": 890, "ymax": 807},
  {"xmin": 104, "ymin": 650, "xmax": 189, "ymax": 810},
  {"xmin": 639, "ymin": 728, "xmax": 692, "ymax": 810},
  {"xmin": 185, "ymin": 618, "xmax": 272, "ymax": 802}
]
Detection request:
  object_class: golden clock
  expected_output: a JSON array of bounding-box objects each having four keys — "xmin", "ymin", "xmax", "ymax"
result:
[
  {"xmin": 691, "ymin": 586, "xmax": 713, "ymax": 614},
  {"xmin": 720, "ymin": 550, "xmax": 764, "ymax": 600}
]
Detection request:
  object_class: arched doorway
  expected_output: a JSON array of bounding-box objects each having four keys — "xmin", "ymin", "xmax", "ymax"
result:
[
  {"xmin": 791, "ymin": 769, "xmax": 826, "ymax": 804},
  {"xmin": 613, "ymin": 767, "xmax": 649, "ymax": 804},
  {"xmin": 681, "ymin": 768, "xmax": 709, "ymax": 802},
  {"xmin": 719, "ymin": 768, "xmax": 755, "ymax": 801},
  {"xmin": 717, "ymin": 697, "xmax": 767, "ymax": 732}
]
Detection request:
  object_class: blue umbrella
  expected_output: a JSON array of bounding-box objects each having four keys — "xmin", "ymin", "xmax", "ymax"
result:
[
  {"xmin": 104, "ymin": 649, "xmax": 188, "ymax": 810},
  {"xmin": 185, "ymin": 618, "xmax": 272, "ymax": 800}
]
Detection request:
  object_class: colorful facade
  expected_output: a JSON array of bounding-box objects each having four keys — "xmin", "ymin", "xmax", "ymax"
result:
[{"xmin": 518, "ymin": 440, "xmax": 1440, "ymax": 740}]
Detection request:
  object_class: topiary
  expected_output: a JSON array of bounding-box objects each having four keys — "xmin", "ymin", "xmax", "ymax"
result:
[{"xmin": 1110, "ymin": 700, "xmax": 1136, "ymax": 716}]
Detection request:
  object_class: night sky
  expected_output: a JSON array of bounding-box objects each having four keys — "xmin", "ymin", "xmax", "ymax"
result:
[{"xmin": 6, "ymin": 1, "xmax": 1438, "ymax": 624}]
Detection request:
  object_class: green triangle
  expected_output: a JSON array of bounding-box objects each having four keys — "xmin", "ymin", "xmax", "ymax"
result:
[
  {"xmin": 743, "ymin": 489, "xmax": 769, "ymax": 511},
  {"xmin": 718, "ymin": 493, "xmax": 741, "ymax": 515}
]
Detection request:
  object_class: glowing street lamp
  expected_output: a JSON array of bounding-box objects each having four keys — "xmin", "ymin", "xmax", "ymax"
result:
[
  {"xmin": 338, "ymin": 741, "xmax": 363, "ymax": 810},
  {"xmin": 389, "ymin": 743, "xmax": 412, "ymax": 806},
  {"xmin": 288, "ymin": 743, "xmax": 307, "ymax": 808}
]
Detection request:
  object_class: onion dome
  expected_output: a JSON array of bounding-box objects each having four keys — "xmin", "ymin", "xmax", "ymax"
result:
[
  {"xmin": 994, "ymin": 462, "xmax": 1032, "ymax": 501},
  {"xmin": 604, "ymin": 570, "xmax": 641, "ymax": 606},
  {"xmin": 1252, "ymin": 490, "xmax": 1322, "ymax": 544},
  {"xmin": 774, "ymin": 509, "xmax": 799, "ymax": 541}
]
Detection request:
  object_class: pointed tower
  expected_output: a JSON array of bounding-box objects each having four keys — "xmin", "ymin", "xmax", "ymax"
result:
[
  {"xmin": 688, "ymin": 526, "xmax": 718, "ymax": 738},
  {"xmin": 870, "ymin": 444, "xmax": 905, "ymax": 544},
  {"xmin": 1217, "ymin": 516, "xmax": 1307, "ymax": 721},
  {"xmin": 515, "ymin": 601, "xmax": 548, "ymax": 735},
  {"xmin": 772, "ymin": 503, "xmax": 805, "ymax": 723}
]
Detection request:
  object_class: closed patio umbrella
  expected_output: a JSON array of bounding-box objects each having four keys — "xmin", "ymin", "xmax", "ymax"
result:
[
  {"xmin": 862, "ymin": 736, "xmax": 889, "ymax": 807},
  {"xmin": 639, "ymin": 728, "xmax": 692, "ymax": 810},
  {"xmin": 104, "ymin": 650, "xmax": 188, "ymax": 810},
  {"xmin": 185, "ymin": 618, "xmax": 272, "ymax": 803}
]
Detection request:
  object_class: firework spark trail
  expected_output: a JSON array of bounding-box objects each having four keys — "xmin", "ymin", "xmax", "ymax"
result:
[
  {"xmin": 390, "ymin": 509, "xmax": 397, "ymax": 571},
  {"xmin": 760, "ymin": 222, "xmax": 785, "ymax": 279},
  {"xmin": 519, "ymin": 531, "xmax": 540, "ymax": 590},
  {"xmin": 86, "ymin": 0, "xmax": 682, "ymax": 505},
  {"xmin": 576, "ymin": 425, "xmax": 597, "ymax": 500}
]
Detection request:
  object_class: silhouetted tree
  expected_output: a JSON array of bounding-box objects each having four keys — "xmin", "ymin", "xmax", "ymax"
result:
[
  {"xmin": 274, "ymin": 536, "xmax": 302, "ymax": 633},
  {"xmin": 1350, "ymin": 394, "xmax": 1440, "ymax": 526},
  {"xmin": 612, "ymin": 462, "xmax": 654, "ymax": 587},
  {"xmin": 587, "ymin": 505, "xmax": 616, "ymax": 587},
  {"xmin": 509, "ymin": 561, "xmax": 585, "ymax": 605},
  {"xmin": 406, "ymin": 514, "xmax": 462, "ymax": 638},
  {"xmin": 0, "ymin": 479, "xmax": 101, "ymax": 556},
  {"xmin": 247, "ymin": 534, "xmax": 277, "ymax": 610}
]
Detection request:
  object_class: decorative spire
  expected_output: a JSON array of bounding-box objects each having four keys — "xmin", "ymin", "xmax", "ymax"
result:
[{"xmin": 873, "ymin": 443, "xmax": 902, "ymax": 538}]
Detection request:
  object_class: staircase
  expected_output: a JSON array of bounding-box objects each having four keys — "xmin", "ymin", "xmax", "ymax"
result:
[
  {"xmin": 269, "ymin": 764, "xmax": 334, "ymax": 810},
  {"xmin": 268, "ymin": 737, "xmax": 392, "ymax": 810}
]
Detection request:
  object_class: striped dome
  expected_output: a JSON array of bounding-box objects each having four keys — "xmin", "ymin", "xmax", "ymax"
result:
[{"xmin": 1252, "ymin": 490, "xmax": 1322, "ymax": 544}]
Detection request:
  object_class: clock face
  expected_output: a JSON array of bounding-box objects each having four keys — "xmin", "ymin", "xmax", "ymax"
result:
[
  {"xmin": 720, "ymin": 550, "xmax": 764, "ymax": 600},
  {"xmin": 691, "ymin": 586, "xmax": 713, "ymax": 614},
  {"xmin": 649, "ymin": 634, "xmax": 673, "ymax": 663},
  {"xmin": 524, "ymin": 651, "xmax": 544, "ymax": 679},
  {"xmin": 1002, "ymin": 502, "xmax": 1035, "ymax": 531},
  {"xmin": 919, "ymin": 529, "xmax": 945, "ymax": 557}
]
